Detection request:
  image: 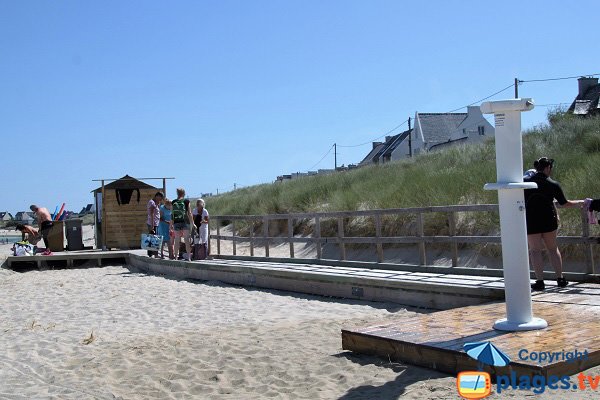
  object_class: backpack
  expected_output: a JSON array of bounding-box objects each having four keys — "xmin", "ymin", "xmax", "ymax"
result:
[{"xmin": 172, "ymin": 199, "xmax": 186, "ymax": 223}]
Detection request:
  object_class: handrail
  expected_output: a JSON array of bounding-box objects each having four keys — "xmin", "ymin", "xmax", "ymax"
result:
[{"xmin": 210, "ymin": 204, "xmax": 598, "ymax": 274}]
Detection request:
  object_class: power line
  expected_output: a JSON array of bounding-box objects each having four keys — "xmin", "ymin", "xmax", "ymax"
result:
[
  {"xmin": 307, "ymin": 144, "xmax": 334, "ymax": 170},
  {"xmin": 519, "ymin": 73, "xmax": 600, "ymax": 83},
  {"xmin": 445, "ymin": 83, "xmax": 515, "ymax": 113}
]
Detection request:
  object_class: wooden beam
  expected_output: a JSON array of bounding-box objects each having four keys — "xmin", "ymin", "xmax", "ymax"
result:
[
  {"xmin": 288, "ymin": 218, "xmax": 294, "ymax": 258},
  {"xmin": 416, "ymin": 212, "xmax": 426, "ymax": 266},
  {"xmin": 448, "ymin": 211, "xmax": 458, "ymax": 267},
  {"xmin": 338, "ymin": 217, "xmax": 346, "ymax": 261},
  {"xmin": 374, "ymin": 214, "xmax": 383, "ymax": 263},
  {"xmin": 315, "ymin": 216, "xmax": 321, "ymax": 259}
]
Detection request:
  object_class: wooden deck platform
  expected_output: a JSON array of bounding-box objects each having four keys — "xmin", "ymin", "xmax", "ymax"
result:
[
  {"xmin": 342, "ymin": 283, "xmax": 600, "ymax": 378},
  {"xmin": 3, "ymin": 249, "xmax": 135, "ymax": 269}
]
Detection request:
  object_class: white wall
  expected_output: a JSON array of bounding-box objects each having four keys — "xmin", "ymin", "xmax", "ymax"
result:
[{"xmin": 449, "ymin": 106, "xmax": 495, "ymax": 143}]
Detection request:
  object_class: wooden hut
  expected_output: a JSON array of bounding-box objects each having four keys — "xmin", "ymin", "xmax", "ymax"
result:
[{"xmin": 93, "ymin": 175, "xmax": 164, "ymax": 250}]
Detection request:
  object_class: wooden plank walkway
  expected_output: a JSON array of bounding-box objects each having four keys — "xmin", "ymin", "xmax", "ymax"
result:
[
  {"xmin": 342, "ymin": 283, "xmax": 600, "ymax": 378},
  {"xmin": 4, "ymin": 249, "xmax": 136, "ymax": 269},
  {"xmin": 129, "ymin": 255, "xmax": 506, "ymax": 309}
]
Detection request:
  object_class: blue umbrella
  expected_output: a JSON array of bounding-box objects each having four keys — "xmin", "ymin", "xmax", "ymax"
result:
[{"xmin": 464, "ymin": 341, "xmax": 511, "ymax": 367}]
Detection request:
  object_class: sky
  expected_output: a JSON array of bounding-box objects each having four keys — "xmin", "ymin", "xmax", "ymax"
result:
[{"xmin": 1, "ymin": 1, "xmax": 598, "ymax": 215}]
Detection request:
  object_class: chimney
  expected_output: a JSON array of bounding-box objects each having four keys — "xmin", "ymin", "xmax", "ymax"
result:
[
  {"xmin": 372, "ymin": 141, "xmax": 383, "ymax": 150},
  {"xmin": 578, "ymin": 77, "xmax": 599, "ymax": 97},
  {"xmin": 385, "ymin": 136, "xmax": 392, "ymax": 142}
]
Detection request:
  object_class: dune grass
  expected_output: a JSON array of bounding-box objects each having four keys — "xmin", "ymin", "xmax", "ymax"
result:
[{"xmin": 208, "ymin": 113, "xmax": 600, "ymax": 244}]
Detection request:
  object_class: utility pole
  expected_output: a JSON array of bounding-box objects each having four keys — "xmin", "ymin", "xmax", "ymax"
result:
[
  {"xmin": 514, "ymin": 77, "xmax": 519, "ymax": 98},
  {"xmin": 216, "ymin": 188, "xmax": 219, "ymax": 195},
  {"xmin": 408, "ymin": 117, "xmax": 412, "ymax": 157},
  {"xmin": 334, "ymin": 143, "xmax": 337, "ymax": 170}
]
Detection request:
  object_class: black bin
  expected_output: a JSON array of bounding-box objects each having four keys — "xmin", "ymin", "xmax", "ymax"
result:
[{"xmin": 65, "ymin": 219, "xmax": 84, "ymax": 251}]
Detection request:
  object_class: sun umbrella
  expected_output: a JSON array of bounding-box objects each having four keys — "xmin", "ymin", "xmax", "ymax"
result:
[{"xmin": 463, "ymin": 341, "xmax": 511, "ymax": 367}]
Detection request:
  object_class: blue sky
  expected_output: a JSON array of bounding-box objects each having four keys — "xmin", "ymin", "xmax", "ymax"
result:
[{"xmin": 1, "ymin": 1, "xmax": 598, "ymax": 215}]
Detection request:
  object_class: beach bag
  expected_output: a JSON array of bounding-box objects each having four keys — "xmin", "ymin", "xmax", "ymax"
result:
[
  {"xmin": 193, "ymin": 242, "xmax": 207, "ymax": 260},
  {"xmin": 13, "ymin": 241, "xmax": 34, "ymax": 257},
  {"xmin": 141, "ymin": 233, "xmax": 163, "ymax": 252}
]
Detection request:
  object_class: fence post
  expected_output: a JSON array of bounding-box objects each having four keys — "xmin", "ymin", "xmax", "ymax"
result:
[
  {"xmin": 216, "ymin": 218, "xmax": 221, "ymax": 255},
  {"xmin": 374, "ymin": 214, "xmax": 384, "ymax": 263},
  {"xmin": 315, "ymin": 216, "xmax": 322, "ymax": 259},
  {"xmin": 232, "ymin": 221, "xmax": 236, "ymax": 256},
  {"xmin": 263, "ymin": 216, "xmax": 269, "ymax": 257},
  {"xmin": 249, "ymin": 219, "xmax": 254, "ymax": 257},
  {"xmin": 338, "ymin": 217, "xmax": 346, "ymax": 261},
  {"xmin": 288, "ymin": 217, "xmax": 294, "ymax": 258},
  {"xmin": 416, "ymin": 212, "xmax": 426, "ymax": 266},
  {"xmin": 581, "ymin": 207, "xmax": 595, "ymax": 274},
  {"xmin": 448, "ymin": 212, "xmax": 458, "ymax": 267}
]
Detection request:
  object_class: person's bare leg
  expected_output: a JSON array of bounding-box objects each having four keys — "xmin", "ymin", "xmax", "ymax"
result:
[
  {"xmin": 168, "ymin": 237, "xmax": 174, "ymax": 259},
  {"xmin": 173, "ymin": 234, "xmax": 181, "ymax": 260},
  {"xmin": 541, "ymin": 230, "xmax": 563, "ymax": 278},
  {"xmin": 185, "ymin": 231, "xmax": 192, "ymax": 261},
  {"xmin": 528, "ymin": 234, "xmax": 545, "ymax": 280}
]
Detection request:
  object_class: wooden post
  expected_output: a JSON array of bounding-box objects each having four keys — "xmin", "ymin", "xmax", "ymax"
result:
[
  {"xmin": 315, "ymin": 216, "xmax": 322, "ymax": 259},
  {"xmin": 581, "ymin": 207, "xmax": 595, "ymax": 274},
  {"xmin": 232, "ymin": 221, "xmax": 236, "ymax": 256},
  {"xmin": 416, "ymin": 212, "xmax": 426, "ymax": 266},
  {"xmin": 263, "ymin": 217, "xmax": 269, "ymax": 257},
  {"xmin": 216, "ymin": 219, "xmax": 221, "ymax": 255},
  {"xmin": 162, "ymin": 178, "xmax": 166, "ymax": 197},
  {"xmin": 448, "ymin": 212, "xmax": 458, "ymax": 267},
  {"xmin": 249, "ymin": 220, "xmax": 254, "ymax": 257},
  {"xmin": 338, "ymin": 217, "xmax": 346, "ymax": 261},
  {"xmin": 288, "ymin": 218, "xmax": 294, "ymax": 258},
  {"xmin": 101, "ymin": 180, "xmax": 107, "ymax": 250},
  {"xmin": 374, "ymin": 214, "xmax": 384, "ymax": 263}
]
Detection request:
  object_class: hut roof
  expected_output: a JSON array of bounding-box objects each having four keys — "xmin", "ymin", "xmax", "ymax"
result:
[{"xmin": 92, "ymin": 175, "xmax": 158, "ymax": 193}]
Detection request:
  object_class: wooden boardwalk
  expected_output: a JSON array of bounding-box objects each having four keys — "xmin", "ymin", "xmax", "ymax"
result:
[
  {"xmin": 342, "ymin": 283, "xmax": 600, "ymax": 378},
  {"xmin": 4, "ymin": 249, "xmax": 136, "ymax": 269}
]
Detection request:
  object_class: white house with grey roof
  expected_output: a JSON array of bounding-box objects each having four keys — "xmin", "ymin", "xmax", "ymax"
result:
[
  {"xmin": 359, "ymin": 106, "xmax": 494, "ymax": 165},
  {"xmin": 390, "ymin": 106, "xmax": 494, "ymax": 161}
]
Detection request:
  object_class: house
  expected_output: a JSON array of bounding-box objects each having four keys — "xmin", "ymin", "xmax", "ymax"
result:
[
  {"xmin": 78, "ymin": 204, "xmax": 95, "ymax": 215},
  {"xmin": 0, "ymin": 212, "xmax": 13, "ymax": 221},
  {"xmin": 359, "ymin": 129, "xmax": 413, "ymax": 165},
  {"xmin": 14, "ymin": 211, "xmax": 35, "ymax": 223},
  {"xmin": 568, "ymin": 77, "xmax": 600, "ymax": 116},
  {"xmin": 359, "ymin": 106, "xmax": 493, "ymax": 165},
  {"xmin": 391, "ymin": 106, "xmax": 494, "ymax": 161},
  {"xmin": 359, "ymin": 141, "xmax": 387, "ymax": 166}
]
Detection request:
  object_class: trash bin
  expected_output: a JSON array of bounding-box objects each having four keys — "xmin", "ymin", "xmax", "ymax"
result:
[
  {"xmin": 47, "ymin": 221, "xmax": 65, "ymax": 252},
  {"xmin": 65, "ymin": 219, "xmax": 84, "ymax": 251}
]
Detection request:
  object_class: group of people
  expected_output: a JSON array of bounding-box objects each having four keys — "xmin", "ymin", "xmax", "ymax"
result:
[
  {"xmin": 146, "ymin": 188, "xmax": 209, "ymax": 261},
  {"xmin": 14, "ymin": 205, "xmax": 54, "ymax": 255}
]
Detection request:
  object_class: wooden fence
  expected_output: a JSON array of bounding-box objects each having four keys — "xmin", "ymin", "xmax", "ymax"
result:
[{"xmin": 211, "ymin": 204, "xmax": 599, "ymax": 274}]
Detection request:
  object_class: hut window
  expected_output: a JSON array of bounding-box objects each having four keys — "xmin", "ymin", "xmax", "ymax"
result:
[{"xmin": 116, "ymin": 189, "xmax": 140, "ymax": 205}]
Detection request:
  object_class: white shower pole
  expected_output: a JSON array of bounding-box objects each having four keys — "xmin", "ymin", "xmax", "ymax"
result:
[{"xmin": 481, "ymin": 98, "xmax": 548, "ymax": 331}]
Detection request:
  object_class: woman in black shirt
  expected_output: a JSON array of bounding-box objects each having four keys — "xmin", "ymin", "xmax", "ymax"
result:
[{"xmin": 524, "ymin": 157, "xmax": 583, "ymax": 291}]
